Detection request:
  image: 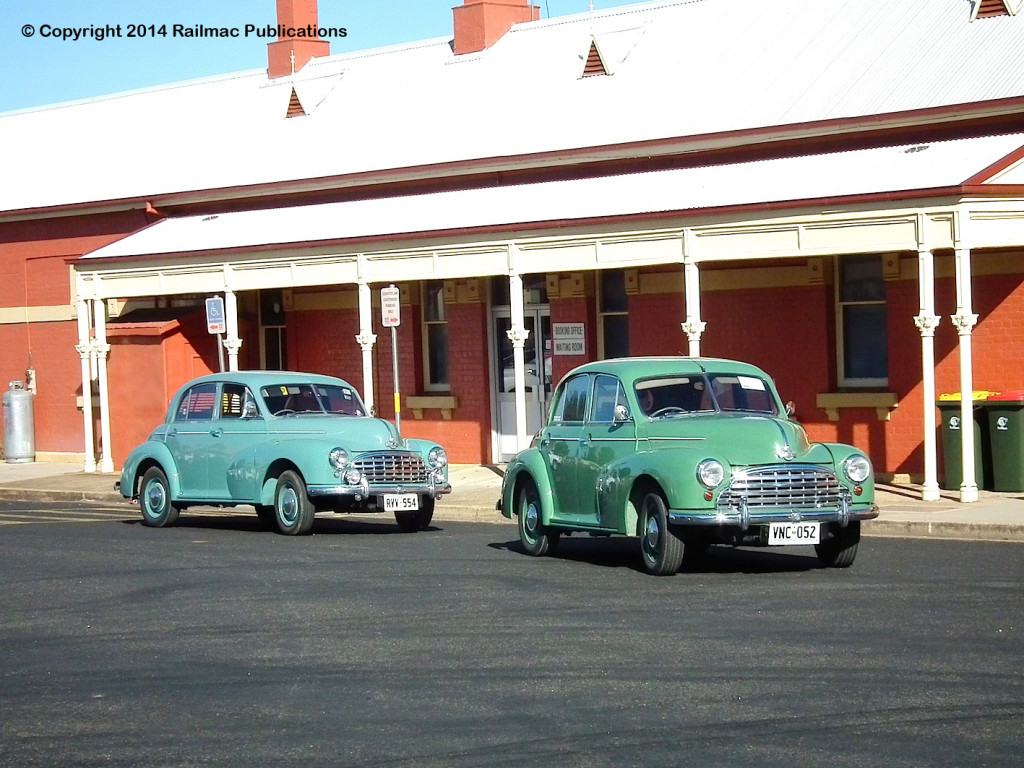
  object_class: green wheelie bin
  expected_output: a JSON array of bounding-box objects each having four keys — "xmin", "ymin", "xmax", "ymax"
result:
[
  {"xmin": 986, "ymin": 391, "xmax": 1024, "ymax": 492},
  {"xmin": 937, "ymin": 393, "xmax": 993, "ymax": 491}
]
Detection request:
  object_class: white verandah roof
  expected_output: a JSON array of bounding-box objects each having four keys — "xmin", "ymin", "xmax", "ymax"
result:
[{"xmin": 78, "ymin": 132, "xmax": 1024, "ymax": 295}]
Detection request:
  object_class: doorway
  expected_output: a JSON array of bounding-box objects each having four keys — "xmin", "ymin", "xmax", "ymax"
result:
[{"xmin": 492, "ymin": 308, "xmax": 552, "ymax": 462}]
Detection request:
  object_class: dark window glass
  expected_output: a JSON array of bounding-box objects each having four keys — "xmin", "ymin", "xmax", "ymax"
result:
[
  {"xmin": 602, "ymin": 314, "xmax": 630, "ymax": 359},
  {"xmin": 600, "ymin": 271, "xmax": 628, "ymax": 312},
  {"xmin": 491, "ymin": 275, "xmax": 548, "ymax": 307},
  {"xmin": 840, "ymin": 257, "xmax": 884, "ymax": 302},
  {"xmin": 554, "ymin": 375, "xmax": 590, "ymax": 423},
  {"xmin": 176, "ymin": 383, "xmax": 218, "ymax": 421},
  {"xmin": 427, "ymin": 323, "xmax": 449, "ymax": 386},
  {"xmin": 843, "ymin": 305, "xmax": 888, "ymax": 380}
]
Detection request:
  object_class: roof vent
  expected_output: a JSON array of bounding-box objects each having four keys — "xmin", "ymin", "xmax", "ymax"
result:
[
  {"xmin": 581, "ymin": 39, "xmax": 609, "ymax": 77},
  {"xmin": 285, "ymin": 87, "xmax": 306, "ymax": 118},
  {"xmin": 971, "ymin": 0, "xmax": 1018, "ymax": 19}
]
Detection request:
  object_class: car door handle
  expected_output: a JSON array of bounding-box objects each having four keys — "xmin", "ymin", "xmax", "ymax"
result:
[
  {"xmin": 580, "ymin": 434, "xmax": 591, "ymax": 447},
  {"xmin": 210, "ymin": 428, "xmax": 223, "ymax": 438},
  {"xmin": 167, "ymin": 428, "xmax": 177, "ymax": 438}
]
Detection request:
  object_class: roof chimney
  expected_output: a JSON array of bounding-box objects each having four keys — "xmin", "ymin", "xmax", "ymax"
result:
[
  {"xmin": 267, "ymin": 0, "xmax": 330, "ymax": 79},
  {"xmin": 452, "ymin": 0, "xmax": 540, "ymax": 55}
]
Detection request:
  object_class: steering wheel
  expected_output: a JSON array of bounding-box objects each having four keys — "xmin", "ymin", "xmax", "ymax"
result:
[{"xmin": 650, "ymin": 406, "xmax": 686, "ymax": 418}]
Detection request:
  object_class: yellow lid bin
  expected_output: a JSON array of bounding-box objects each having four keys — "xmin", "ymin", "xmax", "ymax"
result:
[{"xmin": 938, "ymin": 391, "xmax": 999, "ymax": 401}]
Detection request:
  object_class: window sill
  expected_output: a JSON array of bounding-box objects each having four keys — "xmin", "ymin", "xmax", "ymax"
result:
[
  {"xmin": 406, "ymin": 395, "xmax": 458, "ymax": 420},
  {"xmin": 816, "ymin": 392, "xmax": 898, "ymax": 422}
]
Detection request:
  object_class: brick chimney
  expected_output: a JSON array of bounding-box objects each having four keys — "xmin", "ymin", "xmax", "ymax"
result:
[
  {"xmin": 452, "ymin": 0, "xmax": 540, "ymax": 55},
  {"xmin": 267, "ymin": 0, "xmax": 330, "ymax": 78}
]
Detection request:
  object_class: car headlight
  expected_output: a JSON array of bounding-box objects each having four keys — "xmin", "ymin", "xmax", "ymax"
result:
[
  {"xmin": 428, "ymin": 446, "xmax": 448, "ymax": 469},
  {"xmin": 328, "ymin": 448, "xmax": 350, "ymax": 470},
  {"xmin": 697, "ymin": 459, "xmax": 725, "ymax": 489},
  {"xmin": 843, "ymin": 455, "xmax": 871, "ymax": 484},
  {"xmin": 343, "ymin": 467, "xmax": 363, "ymax": 485}
]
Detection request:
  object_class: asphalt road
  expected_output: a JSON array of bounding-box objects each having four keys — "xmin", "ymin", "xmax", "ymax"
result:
[{"xmin": 1, "ymin": 501, "xmax": 1022, "ymax": 767}]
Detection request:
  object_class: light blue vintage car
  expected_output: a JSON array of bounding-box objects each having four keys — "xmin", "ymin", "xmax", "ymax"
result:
[
  {"xmin": 499, "ymin": 357, "xmax": 878, "ymax": 574},
  {"xmin": 118, "ymin": 371, "xmax": 450, "ymax": 535}
]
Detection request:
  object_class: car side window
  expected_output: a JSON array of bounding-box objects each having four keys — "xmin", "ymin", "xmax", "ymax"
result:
[
  {"xmin": 175, "ymin": 382, "xmax": 217, "ymax": 421},
  {"xmin": 219, "ymin": 384, "xmax": 259, "ymax": 419},
  {"xmin": 590, "ymin": 375, "xmax": 625, "ymax": 423},
  {"xmin": 552, "ymin": 375, "xmax": 590, "ymax": 424}
]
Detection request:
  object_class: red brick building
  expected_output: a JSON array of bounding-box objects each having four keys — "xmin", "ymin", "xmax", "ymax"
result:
[{"xmin": 3, "ymin": 0, "xmax": 1024, "ymax": 503}]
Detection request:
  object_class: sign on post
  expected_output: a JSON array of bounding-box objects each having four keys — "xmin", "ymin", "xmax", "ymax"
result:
[
  {"xmin": 381, "ymin": 285, "xmax": 401, "ymax": 328},
  {"xmin": 552, "ymin": 322, "xmax": 586, "ymax": 355},
  {"xmin": 205, "ymin": 296, "xmax": 226, "ymax": 334},
  {"xmin": 381, "ymin": 285, "xmax": 402, "ymax": 435}
]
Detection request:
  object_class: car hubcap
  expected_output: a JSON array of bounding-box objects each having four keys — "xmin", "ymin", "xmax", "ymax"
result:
[
  {"xmin": 279, "ymin": 486, "xmax": 298, "ymax": 524},
  {"xmin": 524, "ymin": 501, "xmax": 540, "ymax": 538},
  {"xmin": 645, "ymin": 514, "xmax": 660, "ymax": 552},
  {"xmin": 145, "ymin": 482, "xmax": 165, "ymax": 514}
]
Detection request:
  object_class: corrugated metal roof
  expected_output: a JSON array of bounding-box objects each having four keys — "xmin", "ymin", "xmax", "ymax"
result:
[
  {"xmin": 82, "ymin": 132, "xmax": 1024, "ymax": 261},
  {"xmin": 4, "ymin": 0, "xmax": 1024, "ymax": 213}
]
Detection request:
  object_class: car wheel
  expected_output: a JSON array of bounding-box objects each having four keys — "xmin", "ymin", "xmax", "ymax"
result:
[
  {"xmin": 517, "ymin": 479, "xmax": 559, "ymax": 557},
  {"xmin": 815, "ymin": 521, "xmax": 860, "ymax": 568},
  {"xmin": 139, "ymin": 466, "xmax": 179, "ymax": 528},
  {"xmin": 395, "ymin": 497, "xmax": 435, "ymax": 532},
  {"xmin": 274, "ymin": 470, "xmax": 314, "ymax": 536},
  {"xmin": 639, "ymin": 491, "xmax": 684, "ymax": 576}
]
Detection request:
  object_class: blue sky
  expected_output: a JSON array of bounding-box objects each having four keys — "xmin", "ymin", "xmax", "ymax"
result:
[{"xmin": 1, "ymin": 0, "xmax": 631, "ymax": 113}]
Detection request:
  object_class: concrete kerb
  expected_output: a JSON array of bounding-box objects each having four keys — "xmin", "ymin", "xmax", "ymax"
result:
[{"xmin": 0, "ymin": 462, "xmax": 1022, "ymax": 542}]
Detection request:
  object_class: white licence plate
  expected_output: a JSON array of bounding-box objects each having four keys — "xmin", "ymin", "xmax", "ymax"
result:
[
  {"xmin": 767, "ymin": 522, "xmax": 820, "ymax": 546},
  {"xmin": 383, "ymin": 494, "xmax": 419, "ymax": 512}
]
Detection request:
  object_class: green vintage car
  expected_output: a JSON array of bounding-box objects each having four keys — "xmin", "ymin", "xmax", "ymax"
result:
[
  {"xmin": 118, "ymin": 371, "xmax": 450, "ymax": 535},
  {"xmin": 499, "ymin": 357, "xmax": 878, "ymax": 574}
]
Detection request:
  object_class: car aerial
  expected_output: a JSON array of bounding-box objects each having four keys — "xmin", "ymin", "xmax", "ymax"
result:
[
  {"xmin": 117, "ymin": 371, "xmax": 450, "ymax": 535},
  {"xmin": 498, "ymin": 357, "xmax": 878, "ymax": 575}
]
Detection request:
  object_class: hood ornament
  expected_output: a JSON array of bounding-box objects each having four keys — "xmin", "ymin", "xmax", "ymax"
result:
[
  {"xmin": 776, "ymin": 444, "xmax": 795, "ymax": 461},
  {"xmin": 386, "ymin": 436, "xmax": 400, "ymax": 449}
]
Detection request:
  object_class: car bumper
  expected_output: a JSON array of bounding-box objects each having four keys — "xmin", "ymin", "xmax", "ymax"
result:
[
  {"xmin": 306, "ymin": 481, "xmax": 452, "ymax": 500},
  {"xmin": 669, "ymin": 504, "xmax": 879, "ymax": 528}
]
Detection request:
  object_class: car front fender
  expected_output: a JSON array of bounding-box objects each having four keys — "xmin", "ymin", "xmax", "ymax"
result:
[
  {"xmin": 500, "ymin": 450, "xmax": 556, "ymax": 524},
  {"xmin": 119, "ymin": 442, "xmax": 182, "ymax": 501}
]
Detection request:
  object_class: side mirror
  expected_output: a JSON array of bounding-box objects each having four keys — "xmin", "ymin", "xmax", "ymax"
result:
[
  {"xmin": 613, "ymin": 404, "xmax": 632, "ymax": 423},
  {"xmin": 242, "ymin": 400, "xmax": 259, "ymax": 419},
  {"xmin": 785, "ymin": 401, "xmax": 796, "ymax": 418}
]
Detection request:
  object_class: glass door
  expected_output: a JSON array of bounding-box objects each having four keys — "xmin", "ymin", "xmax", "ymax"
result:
[{"xmin": 493, "ymin": 309, "xmax": 551, "ymax": 461}]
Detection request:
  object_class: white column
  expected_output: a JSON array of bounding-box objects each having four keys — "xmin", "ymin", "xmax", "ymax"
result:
[
  {"xmin": 355, "ymin": 280, "xmax": 377, "ymax": 413},
  {"xmin": 223, "ymin": 290, "xmax": 243, "ymax": 372},
  {"xmin": 507, "ymin": 273, "xmax": 530, "ymax": 453},
  {"xmin": 680, "ymin": 260, "xmax": 706, "ymax": 357},
  {"xmin": 952, "ymin": 247, "xmax": 979, "ymax": 503},
  {"xmin": 75, "ymin": 299, "xmax": 96, "ymax": 473},
  {"xmin": 92, "ymin": 299, "xmax": 114, "ymax": 474},
  {"xmin": 914, "ymin": 249, "xmax": 941, "ymax": 501}
]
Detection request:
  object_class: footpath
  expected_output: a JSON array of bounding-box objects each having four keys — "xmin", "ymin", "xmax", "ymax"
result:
[{"xmin": 0, "ymin": 462, "xmax": 1022, "ymax": 542}]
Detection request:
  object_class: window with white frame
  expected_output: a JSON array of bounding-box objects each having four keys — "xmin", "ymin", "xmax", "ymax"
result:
[
  {"xmin": 837, "ymin": 255, "xmax": 887, "ymax": 386},
  {"xmin": 422, "ymin": 281, "xmax": 449, "ymax": 390},
  {"xmin": 599, "ymin": 270, "xmax": 629, "ymax": 359}
]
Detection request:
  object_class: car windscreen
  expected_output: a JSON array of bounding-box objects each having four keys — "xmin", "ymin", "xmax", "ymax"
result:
[
  {"xmin": 635, "ymin": 374, "xmax": 775, "ymax": 417},
  {"xmin": 260, "ymin": 383, "xmax": 365, "ymax": 416}
]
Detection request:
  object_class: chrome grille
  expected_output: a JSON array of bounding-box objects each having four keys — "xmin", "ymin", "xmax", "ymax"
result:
[
  {"xmin": 354, "ymin": 452, "xmax": 428, "ymax": 485},
  {"xmin": 717, "ymin": 465, "xmax": 842, "ymax": 511}
]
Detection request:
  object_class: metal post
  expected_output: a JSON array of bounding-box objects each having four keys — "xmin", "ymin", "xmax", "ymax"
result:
[
  {"xmin": 914, "ymin": 248, "xmax": 941, "ymax": 501},
  {"xmin": 952, "ymin": 246, "xmax": 979, "ymax": 503},
  {"xmin": 391, "ymin": 325, "xmax": 400, "ymax": 436},
  {"xmin": 75, "ymin": 299, "xmax": 96, "ymax": 473}
]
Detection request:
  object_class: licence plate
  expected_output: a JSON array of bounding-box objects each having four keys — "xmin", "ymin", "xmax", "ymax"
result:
[
  {"xmin": 383, "ymin": 494, "xmax": 419, "ymax": 512},
  {"xmin": 767, "ymin": 522, "xmax": 820, "ymax": 546}
]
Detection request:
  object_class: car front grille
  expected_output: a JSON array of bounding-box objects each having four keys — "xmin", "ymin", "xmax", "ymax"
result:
[
  {"xmin": 354, "ymin": 452, "xmax": 429, "ymax": 485},
  {"xmin": 717, "ymin": 465, "xmax": 842, "ymax": 512}
]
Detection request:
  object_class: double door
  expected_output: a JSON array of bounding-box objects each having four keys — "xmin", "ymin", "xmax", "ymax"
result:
[{"xmin": 493, "ymin": 309, "xmax": 551, "ymax": 462}]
